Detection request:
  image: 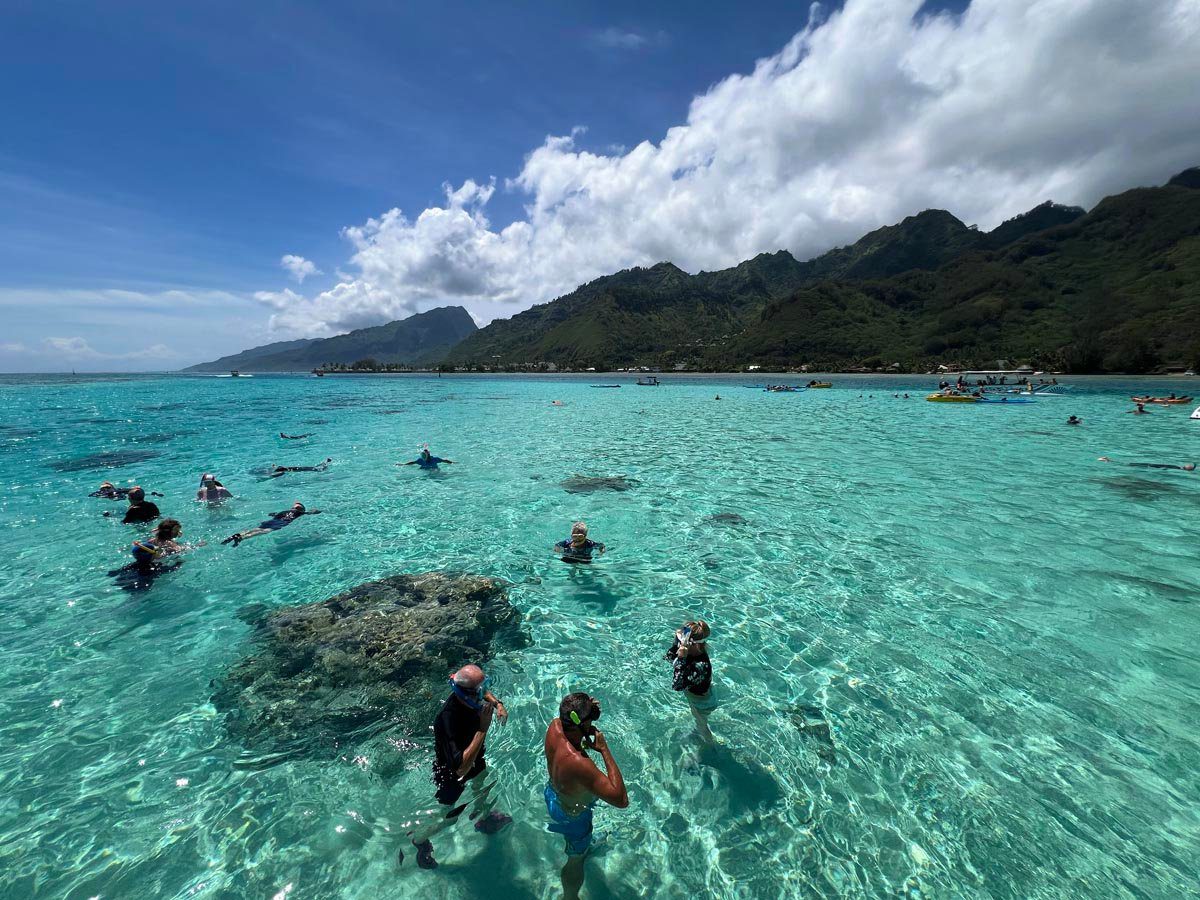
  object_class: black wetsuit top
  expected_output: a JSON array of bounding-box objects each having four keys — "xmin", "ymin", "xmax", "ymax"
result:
[
  {"xmin": 91, "ymin": 487, "xmax": 133, "ymax": 499},
  {"xmin": 123, "ymin": 501, "xmax": 160, "ymax": 524},
  {"xmin": 259, "ymin": 509, "xmax": 318, "ymax": 530},
  {"xmin": 432, "ymin": 694, "xmax": 486, "ymax": 804},
  {"xmin": 555, "ymin": 538, "xmax": 604, "ymax": 563},
  {"xmin": 1127, "ymin": 462, "xmax": 1191, "ymax": 470},
  {"xmin": 665, "ymin": 637, "xmax": 713, "ymax": 696}
]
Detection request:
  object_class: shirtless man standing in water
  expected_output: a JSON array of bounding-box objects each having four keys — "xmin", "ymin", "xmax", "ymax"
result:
[{"xmin": 543, "ymin": 693, "xmax": 629, "ymax": 900}]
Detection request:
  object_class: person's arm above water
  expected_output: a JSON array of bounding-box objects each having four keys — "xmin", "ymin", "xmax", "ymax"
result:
[
  {"xmin": 454, "ymin": 703, "xmax": 494, "ymax": 778},
  {"xmin": 483, "ymin": 691, "xmax": 508, "ymax": 723},
  {"xmin": 577, "ymin": 729, "xmax": 629, "ymax": 808}
]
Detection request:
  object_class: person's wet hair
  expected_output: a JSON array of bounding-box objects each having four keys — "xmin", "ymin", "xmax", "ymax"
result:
[
  {"xmin": 155, "ymin": 519, "xmax": 181, "ymax": 540},
  {"xmin": 559, "ymin": 692, "xmax": 598, "ymax": 728},
  {"xmin": 128, "ymin": 486, "xmax": 145, "ymax": 502}
]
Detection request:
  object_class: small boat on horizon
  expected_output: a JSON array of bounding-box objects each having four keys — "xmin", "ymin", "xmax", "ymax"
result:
[
  {"xmin": 636, "ymin": 376, "xmax": 660, "ymax": 386},
  {"xmin": 590, "ymin": 384, "xmax": 621, "ymax": 388}
]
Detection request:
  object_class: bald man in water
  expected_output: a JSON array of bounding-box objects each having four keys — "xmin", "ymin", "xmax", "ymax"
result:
[{"xmin": 402, "ymin": 664, "xmax": 512, "ymax": 870}]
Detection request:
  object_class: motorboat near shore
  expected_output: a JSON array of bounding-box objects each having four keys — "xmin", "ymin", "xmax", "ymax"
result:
[{"xmin": 636, "ymin": 376, "xmax": 660, "ymax": 386}]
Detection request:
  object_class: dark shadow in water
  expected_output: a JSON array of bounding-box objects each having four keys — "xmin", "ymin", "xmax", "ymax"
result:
[
  {"xmin": 304, "ymin": 418, "xmax": 330, "ymax": 425},
  {"xmin": 265, "ymin": 534, "xmax": 333, "ymax": 566},
  {"xmin": 560, "ymin": 565, "xmax": 624, "ymax": 611},
  {"xmin": 560, "ymin": 475, "xmax": 637, "ymax": 494},
  {"xmin": 118, "ymin": 431, "xmax": 193, "ymax": 444},
  {"xmin": 50, "ymin": 449, "xmax": 160, "ymax": 472},
  {"xmin": 106, "ymin": 559, "xmax": 183, "ymax": 593},
  {"xmin": 138, "ymin": 401, "xmax": 190, "ymax": 412},
  {"xmin": 1092, "ymin": 476, "xmax": 1181, "ymax": 501},
  {"xmin": 703, "ymin": 512, "xmax": 747, "ymax": 526},
  {"xmin": 689, "ymin": 742, "xmax": 785, "ymax": 816},
  {"xmin": 1110, "ymin": 572, "xmax": 1194, "ymax": 603},
  {"xmin": 790, "ymin": 703, "xmax": 837, "ymax": 764}
]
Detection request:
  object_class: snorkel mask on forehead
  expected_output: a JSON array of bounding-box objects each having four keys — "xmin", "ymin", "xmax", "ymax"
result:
[{"xmin": 565, "ymin": 697, "xmax": 602, "ymax": 730}]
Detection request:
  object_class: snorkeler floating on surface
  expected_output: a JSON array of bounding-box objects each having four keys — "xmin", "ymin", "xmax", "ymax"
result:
[
  {"xmin": 401, "ymin": 447, "xmax": 454, "ymax": 470},
  {"xmin": 544, "ymin": 692, "xmax": 628, "ymax": 900},
  {"xmin": 554, "ymin": 522, "xmax": 606, "ymax": 563},
  {"xmin": 1098, "ymin": 457, "xmax": 1195, "ymax": 471},
  {"xmin": 220, "ymin": 502, "xmax": 322, "ymax": 546},
  {"xmin": 91, "ymin": 481, "xmax": 162, "ymax": 501},
  {"xmin": 1128, "ymin": 403, "xmax": 1151, "ymax": 415},
  {"xmin": 269, "ymin": 458, "xmax": 332, "ymax": 478},
  {"xmin": 196, "ymin": 473, "xmax": 233, "ymax": 503},
  {"xmin": 1067, "ymin": 416, "xmax": 1082, "ymax": 426},
  {"xmin": 279, "ymin": 432, "xmax": 314, "ymax": 440}
]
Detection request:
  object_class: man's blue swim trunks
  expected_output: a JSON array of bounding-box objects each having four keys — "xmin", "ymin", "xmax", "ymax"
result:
[{"xmin": 545, "ymin": 783, "xmax": 595, "ymax": 855}]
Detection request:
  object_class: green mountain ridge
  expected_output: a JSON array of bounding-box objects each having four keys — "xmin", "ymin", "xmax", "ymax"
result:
[
  {"xmin": 447, "ymin": 170, "xmax": 1197, "ymax": 372},
  {"xmin": 186, "ymin": 306, "xmax": 477, "ymax": 372}
]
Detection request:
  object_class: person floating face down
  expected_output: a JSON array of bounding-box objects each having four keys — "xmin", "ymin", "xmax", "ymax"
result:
[
  {"xmin": 270, "ymin": 458, "xmax": 332, "ymax": 478},
  {"xmin": 554, "ymin": 522, "xmax": 606, "ymax": 563},
  {"xmin": 196, "ymin": 473, "xmax": 233, "ymax": 504},
  {"xmin": 543, "ymin": 692, "xmax": 629, "ymax": 900},
  {"xmin": 402, "ymin": 447, "xmax": 454, "ymax": 470},
  {"xmin": 220, "ymin": 502, "xmax": 322, "ymax": 546},
  {"xmin": 665, "ymin": 619, "xmax": 716, "ymax": 743},
  {"xmin": 90, "ymin": 480, "xmax": 133, "ymax": 500},
  {"xmin": 1066, "ymin": 416, "xmax": 1082, "ymax": 426},
  {"xmin": 402, "ymin": 664, "xmax": 511, "ymax": 870}
]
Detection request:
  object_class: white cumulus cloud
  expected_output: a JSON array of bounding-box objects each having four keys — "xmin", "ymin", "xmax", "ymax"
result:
[
  {"xmin": 262, "ymin": 0, "xmax": 1200, "ymax": 338},
  {"xmin": 43, "ymin": 336, "xmax": 175, "ymax": 361},
  {"xmin": 280, "ymin": 254, "xmax": 321, "ymax": 283}
]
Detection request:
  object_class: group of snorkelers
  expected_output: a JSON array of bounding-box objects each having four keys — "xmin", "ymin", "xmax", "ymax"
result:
[{"xmin": 403, "ymin": 616, "xmax": 714, "ymax": 899}]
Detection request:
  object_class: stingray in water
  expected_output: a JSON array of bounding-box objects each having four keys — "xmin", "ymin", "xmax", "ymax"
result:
[
  {"xmin": 704, "ymin": 512, "xmax": 747, "ymax": 526},
  {"xmin": 49, "ymin": 449, "xmax": 160, "ymax": 472},
  {"xmin": 560, "ymin": 474, "xmax": 637, "ymax": 494}
]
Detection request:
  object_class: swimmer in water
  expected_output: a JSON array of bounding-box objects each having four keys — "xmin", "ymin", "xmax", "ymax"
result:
[
  {"xmin": 196, "ymin": 473, "xmax": 233, "ymax": 503},
  {"xmin": 220, "ymin": 502, "xmax": 322, "ymax": 546},
  {"xmin": 279, "ymin": 432, "xmax": 313, "ymax": 440},
  {"xmin": 401, "ymin": 447, "xmax": 453, "ymax": 470},
  {"xmin": 106, "ymin": 486, "xmax": 160, "ymax": 524},
  {"xmin": 1067, "ymin": 416, "xmax": 1082, "ymax": 426},
  {"xmin": 543, "ymin": 693, "xmax": 628, "ymax": 900},
  {"xmin": 1098, "ymin": 457, "xmax": 1195, "ymax": 471},
  {"xmin": 269, "ymin": 458, "xmax": 332, "ymax": 478},
  {"xmin": 665, "ymin": 619, "xmax": 716, "ymax": 743},
  {"xmin": 91, "ymin": 481, "xmax": 162, "ymax": 501},
  {"xmin": 131, "ymin": 519, "xmax": 203, "ymax": 569},
  {"xmin": 90, "ymin": 481, "xmax": 132, "ymax": 500},
  {"xmin": 554, "ymin": 522, "xmax": 606, "ymax": 563},
  {"xmin": 1128, "ymin": 403, "xmax": 1151, "ymax": 415}
]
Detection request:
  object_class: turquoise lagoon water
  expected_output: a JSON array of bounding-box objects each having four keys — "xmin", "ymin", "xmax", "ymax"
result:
[{"xmin": 1, "ymin": 373, "xmax": 1198, "ymax": 900}]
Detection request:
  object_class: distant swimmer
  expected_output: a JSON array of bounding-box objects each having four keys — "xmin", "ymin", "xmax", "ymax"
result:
[
  {"xmin": 401, "ymin": 447, "xmax": 453, "ymax": 470},
  {"xmin": 1067, "ymin": 416, "xmax": 1082, "ymax": 426},
  {"xmin": 269, "ymin": 458, "xmax": 332, "ymax": 478},
  {"xmin": 552, "ymin": 401, "xmax": 565, "ymax": 407},
  {"xmin": 221, "ymin": 502, "xmax": 322, "ymax": 546},
  {"xmin": 554, "ymin": 521, "xmax": 606, "ymax": 563},
  {"xmin": 279, "ymin": 432, "xmax": 314, "ymax": 440},
  {"xmin": 544, "ymin": 693, "xmax": 628, "ymax": 899},
  {"xmin": 1128, "ymin": 403, "xmax": 1151, "ymax": 415},
  {"xmin": 104, "ymin": 486, "xmax": 160, "ymax": 524},
  {"xmin": 196, "ymin": 473, "xmax": 233, "ymax": 503},
  {"xmin": 1098, "ymin": 457, "xmax": 1195, "ymax": 471},
  {"xmin": 715, "ymin": 395, "xmax": 721, "ymax": 401}
]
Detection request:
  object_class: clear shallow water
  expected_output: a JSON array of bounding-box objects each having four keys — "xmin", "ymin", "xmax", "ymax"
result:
[{"xmin": 1, "ymin": 372, "xmax": 1198, "ymax": 900}]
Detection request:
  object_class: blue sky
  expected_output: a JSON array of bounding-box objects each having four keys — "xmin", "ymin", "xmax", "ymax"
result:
[{"xmin": 1, "ymin": 0, "xmax": 1195, "ymax": 371}]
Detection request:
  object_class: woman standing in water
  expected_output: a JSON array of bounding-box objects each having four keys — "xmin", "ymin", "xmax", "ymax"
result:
[{"xmin": 665, "ymin": 619, "xmax": 716, "ymax": 742}]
